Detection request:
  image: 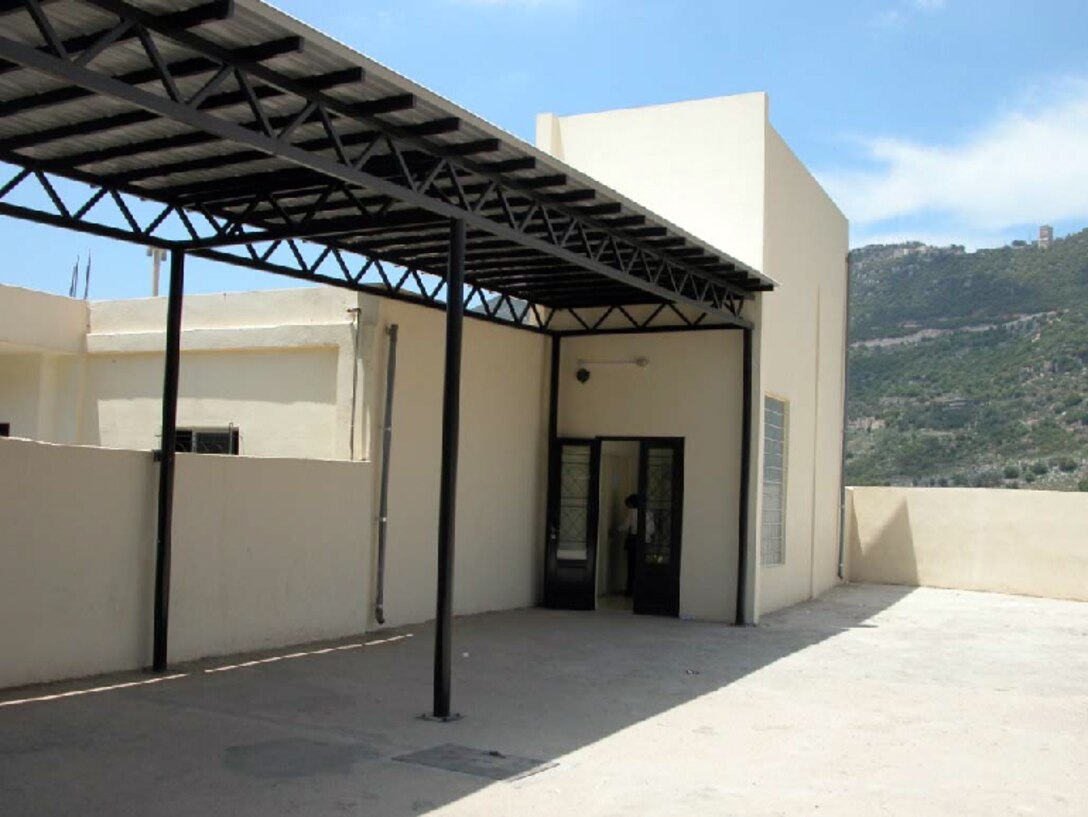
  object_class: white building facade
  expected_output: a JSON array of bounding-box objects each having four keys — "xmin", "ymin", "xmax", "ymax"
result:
[
  {"xmin": 0, "ymin": 93, "xmax": 846, "ymax": 687},
  {"xmin": 540, "ymin": 93, "xmax": 848, "ymax": 618}
]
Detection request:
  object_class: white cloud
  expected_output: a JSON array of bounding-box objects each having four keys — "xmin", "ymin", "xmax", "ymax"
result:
[
  {"xmin": 872, "ymin": 0, "xmax": 946, "ymax": 27},
  {"xmin": 818, "ymin": 82, "xmax": 1088, "ymax": 235},
  {"xmin": 873, "ymin": 9, "xmax": 904, "ymax": 27}
]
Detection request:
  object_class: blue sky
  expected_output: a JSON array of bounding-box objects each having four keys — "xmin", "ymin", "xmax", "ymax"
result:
[{"xmin": 3, "ymin": 0, "xmax": 1088, "ymax": 298}]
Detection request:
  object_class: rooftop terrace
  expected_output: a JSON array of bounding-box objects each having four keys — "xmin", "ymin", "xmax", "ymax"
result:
[{"xmin": 2, "ymin": 582, "xmax": 1084, "ymax": 816}]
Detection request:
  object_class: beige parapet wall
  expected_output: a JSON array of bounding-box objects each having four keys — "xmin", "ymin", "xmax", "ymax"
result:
[
  {"xmin": 0, "ymin": 437, "xmax": 373, "ymax": 688},
  {"xmin": 846, "ymin": 486, "xmax": 1088, "ymax": 601}
]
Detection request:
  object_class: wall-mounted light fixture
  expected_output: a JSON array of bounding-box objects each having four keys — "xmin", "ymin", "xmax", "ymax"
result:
[
  {"xmin": 574, "ymin": 357, "xmax": 649, "ymax": 384},
  {"xmin": 577, "ymin": 357, "xmax": 650, "ymax": 369}
]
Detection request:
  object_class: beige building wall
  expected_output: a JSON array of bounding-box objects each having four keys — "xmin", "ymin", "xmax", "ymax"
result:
[
  {"xmin": 83, "ymin": 347, "xmax": 342, "ymax": 457},
  {"xmin": 756, "ymin": 127, "xmax": 849, "ymax": 616},
  {"xmin": 369, "ymin": 299, "xmax": 550, "ymax": 629},
  {"xmin": 846, "ymin": 486, "xmax": 1088, "ymax": 601},
  {"xmin": 0, "ymin": 437, "xmax": 374, "ymax": 689},
  {"xmin": 0, "ymin": 284, "xmax": 371, "ymax": 460},
  {"xmin": 557, "ymin": 331, "xmax": 744, "ymax": 622},
  {"xmin": 0, "ymin": 284, "xmax": 88, "ymax": 353},
  {"xmin": 537, "ymin": 94, "xmax": 768, "ymax": 270},
  {"xmin": 0, "ymin": 352, "xmax": 86, "ymax": 444},
  {"xmin": 0, "ymin": 353, "xmax": 43, "ymax": 439},
  {"xmin": 86, "ymin": 287, "xmax": 371, "ymax": 459},
  {"xmin": 538, "ymin": 94, "xmax": 848, "ymax": 621},
  {"xmin": 0, "ymin": 285, "xmax": 88, "ymax": 443}
]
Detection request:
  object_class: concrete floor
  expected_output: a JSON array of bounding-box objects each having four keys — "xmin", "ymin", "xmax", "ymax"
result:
[{"xmin": 1, "ymin": 583, "xmax": 1085, "ymax": 816}]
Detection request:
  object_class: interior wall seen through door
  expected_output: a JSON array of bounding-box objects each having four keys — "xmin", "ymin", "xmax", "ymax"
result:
[{"xmin": 598, "ymin": 441, "xmax": 639, "ymax": 598}]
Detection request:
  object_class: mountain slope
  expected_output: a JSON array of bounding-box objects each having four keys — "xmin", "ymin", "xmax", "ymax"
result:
[{"xmin": 846, "ymin": 229, "xmax": 1088, "ymax": 490}]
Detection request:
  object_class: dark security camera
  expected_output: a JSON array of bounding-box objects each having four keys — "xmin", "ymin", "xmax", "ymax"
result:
[{"xmin": 576, "ymin": 367, "xmax": 591, "ymax": 383}]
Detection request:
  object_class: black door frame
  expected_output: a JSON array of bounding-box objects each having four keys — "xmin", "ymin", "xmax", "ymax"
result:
[
  {"xmin": 543, "ymin": 437, "xmax": 602, "ymax": 610},
  {"xmin": 633, "ymin": 438, "xmax": 684, "ymax": 617},
  {"xmin": 544, "ymin": 434, "xmax": 685, "ymax": 616}
]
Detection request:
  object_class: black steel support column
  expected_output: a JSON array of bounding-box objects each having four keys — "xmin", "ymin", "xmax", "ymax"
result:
[
  {"xmin": 431, "ymin": 218, "xmax": 466, "ymax": 720},
  {"xmin": 547, "ymin": 335, "xmax": 560, "ymax": 446},
  {"xmin": 153, "ymin": 249, "xmax": 185, "ymax": 672},
  {"xmin": 735, "ymin": 326, "xmax": 753, "ymax": 626},
  {"xmin": 542, "ymin": 335, "xmax": 560, "ymax": 605}
]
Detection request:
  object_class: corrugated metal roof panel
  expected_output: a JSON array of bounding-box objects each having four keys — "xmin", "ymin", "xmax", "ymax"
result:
[{"xmin": 0, "ymin": 0, "xmax": 772, "ymax": 328}]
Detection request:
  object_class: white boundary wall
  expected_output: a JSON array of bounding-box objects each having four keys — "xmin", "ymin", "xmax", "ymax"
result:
[
  {"xmin": 846, "ymin": 486, "xmax": 1088, "ymax": 601},
  {"xmin": 0, "ymin": 437, "xmax": 373, "ymax": 688},
  {"xmin": 0, "ymin": 290, "xmax": 550, "ymax": 689}
]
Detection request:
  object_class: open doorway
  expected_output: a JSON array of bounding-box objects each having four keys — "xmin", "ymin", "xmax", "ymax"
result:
[
  {"xmin": 597, "ymin": 441, "xmax": 639, "ymax": 612},
  {"xmin": 544, "ymin": 437, "xmax": 684, "ymax": 616}
]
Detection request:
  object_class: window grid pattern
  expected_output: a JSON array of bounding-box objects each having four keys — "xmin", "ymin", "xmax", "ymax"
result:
[
  {"xmin": 643, "ymin": 448, "xmax": 673, "ymax": 565},
  {"xmin": 761, "ymin": 397, "xmax": 787, "ymax": 566},
  {"xmin": 175, "ymin": 427, "xmax": 240, "ymax": 455},
  {"xmin": 557, "ymin": 446, "xmax": 591, "ymax": 561}
]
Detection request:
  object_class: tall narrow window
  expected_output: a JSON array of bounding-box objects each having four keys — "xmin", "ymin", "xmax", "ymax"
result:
[{"xmin": 761, "ymin": 397, "xmax": 787, "ymax": 566}]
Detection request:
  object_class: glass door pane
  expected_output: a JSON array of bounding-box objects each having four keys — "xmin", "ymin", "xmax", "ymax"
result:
[
  {"xmin": 557, "ymin": 445, "xmax": 591, "ymax": 561},
  {"xmin": 544, "ymin": 438, "xmax": 600, "ymax": 611},
  {"xmin": 635, "ymin": 439, "xmax": 683, "ymax": 617},
  {"xmin": 643, "ymin": 447, "xmax": 674, "ymax": 565}
]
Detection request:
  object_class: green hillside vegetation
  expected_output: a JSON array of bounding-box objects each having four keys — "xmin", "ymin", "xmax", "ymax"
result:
[{"xmin": 846, "ymin": 228, "xmax": 1088, "ymax": 490}]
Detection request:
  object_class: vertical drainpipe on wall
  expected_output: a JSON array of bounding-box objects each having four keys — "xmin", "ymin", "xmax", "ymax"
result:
[
  {"xmin": 808, "ymin": 287, "xmax": 822, "ymax": 599},
  {"xmin": 837, "ymin": 255, "xmax": 852, "ymax": 580},
  {"xmin": 544, "ymin": 334, "xmax": 561, "ymax": 607},
  {"xmin": 347, "ymin": 307, "xmax": 361, "ymax": 461},
  {"xmin": 374, "ymin": 323, "xmax": 399, "ymax": 626},
  {"xmin": 735, "ymin": 326, "xmax": 753, "ymax": 626}
]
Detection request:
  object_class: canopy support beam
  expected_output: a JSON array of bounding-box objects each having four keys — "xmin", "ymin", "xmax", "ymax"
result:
[
  {"xmin": 153, "ymin": 248, "xmax": 184, "ymax": 671},
  {"xmin": 430, "ymin": 218, "xmax": 466, "ymax": 721}
]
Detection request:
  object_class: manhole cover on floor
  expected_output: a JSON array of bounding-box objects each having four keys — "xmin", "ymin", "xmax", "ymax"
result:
[{"xmin": 394, "ymin": 743, "xmax": 554, "ymax": 781}]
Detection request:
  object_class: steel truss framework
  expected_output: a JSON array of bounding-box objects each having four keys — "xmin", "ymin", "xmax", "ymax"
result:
[
  {"xmin": 0, "ymin": 0, "xmax": 768, "ymax": 334},
  {"xmin": 0, "ymin": 0, "xmax": 766, "ymax": 719}
]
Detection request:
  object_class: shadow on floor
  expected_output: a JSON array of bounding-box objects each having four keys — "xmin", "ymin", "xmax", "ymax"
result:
[{"xmin": 0, "ymin": 583, "xmax": 916, "ymax": 817}]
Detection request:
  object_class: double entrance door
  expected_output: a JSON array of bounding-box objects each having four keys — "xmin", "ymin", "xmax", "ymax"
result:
[{"xmin": 543, "ymin": 437, "xmax": 683, "ymax": 616}]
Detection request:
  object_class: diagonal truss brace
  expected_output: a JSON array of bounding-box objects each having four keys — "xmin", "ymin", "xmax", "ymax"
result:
[
  {"xmin": 0, "ymin": 0, "xmax": 750, "ymax": 327},
  {"xmin": 0, "ymin": 162, "xmax": 556, "ymax": 333}
]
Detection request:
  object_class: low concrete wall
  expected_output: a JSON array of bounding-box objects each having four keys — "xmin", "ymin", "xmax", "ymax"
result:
[
  {"xmin": 0, "ymin": 437, "xmax": 373, "ymax": 688},
  {"xmin": 0, "ymin": 438, "xmax": 155, "ymax": 688},
  {"xmin": 171, "ymin": 453, "xmax": 373, "ymax": 662},
  {"xmin": 846, "ymin": 486, "xmax": 1088, "ymax": 601}
]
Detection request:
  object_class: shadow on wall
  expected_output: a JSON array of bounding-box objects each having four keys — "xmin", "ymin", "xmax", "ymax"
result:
[
  {"xmin": 847, "ymin": 492, "xmax": 919, "ymax": 587},
  {"xmin": 0, "ymin": 584, "xmax": 916, "ymax": 817}
]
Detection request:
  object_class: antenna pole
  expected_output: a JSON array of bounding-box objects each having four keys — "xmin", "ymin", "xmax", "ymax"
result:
[{"xmin": 148, "ymin": 247, "xmax": 165, "ymax": 297}]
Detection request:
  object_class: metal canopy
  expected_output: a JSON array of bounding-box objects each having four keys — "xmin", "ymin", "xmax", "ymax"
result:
[{"xmin": 0, "ymin": 0, "xmax": 772, "ymax": 333}]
